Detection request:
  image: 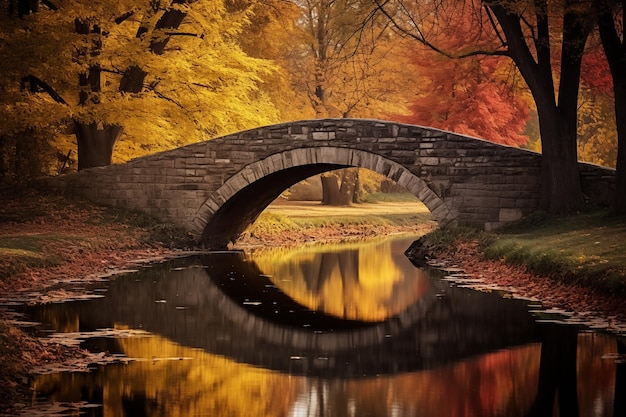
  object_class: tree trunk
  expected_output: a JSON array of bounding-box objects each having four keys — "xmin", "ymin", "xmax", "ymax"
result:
[
  {"xmin": 321, "ymin": 169, "xmax": 359, "ymax": 206},
  {"xmin": 536, "ymin": 103, "xmax": 584, "ymax": 213},
  {"xmin": 321, "ymin": 172, "xmax": 342, "ymax": 205},
  {"xmin": 612, "ymin": 75, "xmax": 626, "ymax": 215},
  {"xmin": 339, "ymin": 168, "xmax": 359, "ymax": 204},
  {"xmin": 488, "ymin": 2, "xmax": 586, "ymax": 214},
  {"xmin": 74, "ymin": 121, "xmax": 123, "ymax": 170},
  {"xmin": 597, "ymin": 2, "xmax": 626, "ymax": 215}
]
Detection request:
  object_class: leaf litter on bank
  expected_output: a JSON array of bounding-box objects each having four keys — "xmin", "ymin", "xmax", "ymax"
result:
[{"xmin": 429, "ymin": 239, "xmax": 626, "ymax": 335}]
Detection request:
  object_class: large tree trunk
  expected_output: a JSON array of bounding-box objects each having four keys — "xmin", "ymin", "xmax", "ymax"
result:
[
  {"xmin": 488, "ymin": 1, "xmax": 587, "ymax": 214},
  {"xmin": 321, "ymin": 169, "xmax": 359, "ymax": 206},
  {"xmin": 597, "ymin": 2, "xmax": 626, "ymax": 215},
  {"xmin": 536, "ymin": 102, "xmax": 584, "ymax": 213},
  {"xmin": 74, "ymin": 122, "xmax": 123, "ymax": 170},
  {"xmin": 613, "ymin": 76, "xmax": 626, "ymax": 215}
]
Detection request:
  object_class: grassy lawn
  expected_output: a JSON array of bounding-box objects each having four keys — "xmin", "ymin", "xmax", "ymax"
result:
[
  {"xmin": 415, "ymin": 208, "xmax": 626, "ymax": 295},
  {"xmin": 249, "ymin": 197, "xmax": 434, "ymax": 235},
  {"xmin": 482, "ymin": 210, "xmax": 626, "ymax": 294}
]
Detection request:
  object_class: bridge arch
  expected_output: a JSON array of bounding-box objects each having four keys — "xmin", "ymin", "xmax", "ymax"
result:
[
  {"xmin": 48, "ymin": 119, "xmax": 615, "ymax": 245},
  {"xmin": 193, "ymin": 146, "xmax": 453, "ymax": 248}
]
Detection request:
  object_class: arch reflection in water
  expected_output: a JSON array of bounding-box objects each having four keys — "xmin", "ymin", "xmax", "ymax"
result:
[
  {"xmin": 250, "ymin": 237, "xmax": 432, "ymax": 322},
  {"xmin": 19, "ymin": 236, "xmax": 623, "ymax": 416}
]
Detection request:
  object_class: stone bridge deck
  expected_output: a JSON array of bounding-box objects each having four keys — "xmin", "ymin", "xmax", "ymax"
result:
[{"xmin": 48, "ymin": 119, "xmax": 615, "ymax": 247}]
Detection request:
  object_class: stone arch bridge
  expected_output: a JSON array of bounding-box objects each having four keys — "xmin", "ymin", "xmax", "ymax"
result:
[{"xmin": 49, "ymin": 119, "xmax": 615, "ymax": 248}]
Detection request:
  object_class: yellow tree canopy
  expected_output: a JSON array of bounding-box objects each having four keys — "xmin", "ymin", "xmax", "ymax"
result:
[{"xmin": 0, "ymin": 0, "xmax": 281, "ymax": 169}]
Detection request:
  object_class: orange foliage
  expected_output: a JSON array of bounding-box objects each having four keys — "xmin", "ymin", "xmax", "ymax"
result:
[
  {"xmin": 395, "ymin": 53, "xmax": 530, "ymax": 146},
  {"xmin": 581, "ymin": 44, "xmax": 614, "ymax": 95},
  {"xmin": 388, "ymin": 0, "xmax": 530, "ymax": 146}
]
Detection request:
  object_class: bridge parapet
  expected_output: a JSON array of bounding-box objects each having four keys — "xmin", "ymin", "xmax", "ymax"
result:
[{"xmin": 47, "ymin": 119, "xmax": 615, "ymax": 247}]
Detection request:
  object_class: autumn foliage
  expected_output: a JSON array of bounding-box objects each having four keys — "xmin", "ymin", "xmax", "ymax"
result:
[
  {"xmin": 0, "ymin": 0, "xmax": 622, "ymax": 211},
  {"xmin": 385, "ymin": 0, "xmax": 531, "ymax": 146},
  {"xmin": 394, "ymin": 52, "xmax": 531, "ymax": 146}
]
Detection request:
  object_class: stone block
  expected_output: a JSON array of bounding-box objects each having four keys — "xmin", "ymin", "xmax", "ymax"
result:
[
  {"xmin": 499, "ymin": 208, "xmax": 523, "ymax": 222},
  {"xmin": 420, "ymin": 157, "xmax": 439, "ymax": 165},
  {"xmin": 312, "ymin": 131, "xmax": 335, "ymax": 140},
  {"xmin": 484, "ymin": 221, "xmax": 506, "ymax": 231}
]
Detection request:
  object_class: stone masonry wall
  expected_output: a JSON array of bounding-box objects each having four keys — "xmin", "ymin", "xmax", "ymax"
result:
[{"xmin": 47, "ymin": 119, "xmax": 616, "ymax": 243}]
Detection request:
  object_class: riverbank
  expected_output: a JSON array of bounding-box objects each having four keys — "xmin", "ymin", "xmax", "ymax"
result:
[
  {"xmin": 0, "ymin": 187, "xmax": 195, "ymax": 410},
  {"xmin": 406, "ymin": 213, "xmax": 626, "ymax": 330},
  {"xmin": 0, "ymin": 188, "xmax": 432, "ymax": 411},
  {"xmin": 234, "ymin": 199, "xmax": 435, "ymax": 250},
  {"xmin": 1, "ymin": 188, "xmax": 625, "ymax": 411}
]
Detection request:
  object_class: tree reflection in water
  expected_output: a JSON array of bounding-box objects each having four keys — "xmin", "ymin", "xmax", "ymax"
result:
[
  {"xmin": 20, "ymin": 236, "xmax": 624, "ymax": 416},
  {"xmin": 252, "ymin": 237, "xmax": 431, "ymax": 322},
  {"xmin": 31, "ymin": 333, "xmax": 620, "ymax": 417}
]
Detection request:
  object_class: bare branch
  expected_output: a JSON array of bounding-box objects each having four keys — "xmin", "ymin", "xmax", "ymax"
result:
[
  {"xmin": 164, "ymin": 31, "xmax": 203, "ymax": 38},
  {"xmin": 114, "ymin": 11, "xmax": 135, "ymax": 24},
  {"xmin": 484, "ymin": 5, "xmax": 507, "ymax": 48},
  {"xmin": 374, "ymin": 0, "xmax": 509, "ymax": 59},
  {"xmin": 20, "ymin": 75, "xmax": 68, "ymax": 105},
  {"xmin": 42, "ymin": 0, "xmax": 58, "ymax": 11}
]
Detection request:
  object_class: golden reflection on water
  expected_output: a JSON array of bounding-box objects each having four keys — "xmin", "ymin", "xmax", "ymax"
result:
[
  {"xmin": 34, "ymin": 332, "xmax": 299, "ymax": 417},
  {"xmin": 28, "ymin": 236, "xmax": 621, "ymax": 416},
  {"xmin": 31, "ymin": 332, "xmax": 539, "ymax": 417},
  {"xmin": 31, "ymin": 332, "xmax": 619, "ymax": 417},
  {"xmin": 251, "ymin": 237, "xmax": 430, "ymax": 322}
]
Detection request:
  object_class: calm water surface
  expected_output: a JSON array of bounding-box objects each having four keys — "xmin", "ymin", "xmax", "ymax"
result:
[{"xmin": 9, "ymin": 236, "xmax": 626, "ymax": 416}]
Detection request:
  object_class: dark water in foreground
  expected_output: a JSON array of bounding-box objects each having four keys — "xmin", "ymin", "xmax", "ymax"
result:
[{"xmin": 8, "ymin": 236, "xmax": 626, "ymax": 416}]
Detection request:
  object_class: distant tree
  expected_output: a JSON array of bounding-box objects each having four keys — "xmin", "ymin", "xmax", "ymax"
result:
[
  {"xmin": 577, "ymin": 42, "xmax": 618, "ymax": 168},
  {"xmin": 375, "ymin": 0, "xmax": 596, "ymax": 214},
  {"xmin": 394, "ymin": 50, "xmax": 530, "ymax": 146},
  {"xmin": 274, "ymin": 0, "xmax": 416, "ymax": 205},
  {"xmin": 232, "ymin": 0, "xmax": 314, "ymax": 121},
  {"xmin": 290, "ymin": 0, "xmax": 413, "ymax": 118},
  {"xmin": 0, "ymin": 0, "xmax": 279, "ymax": 176}
]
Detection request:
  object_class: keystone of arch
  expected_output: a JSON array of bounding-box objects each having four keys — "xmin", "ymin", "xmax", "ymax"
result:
[{"xmin": 191, "ymin": 147, "xmax": 454, "ymax": 241}]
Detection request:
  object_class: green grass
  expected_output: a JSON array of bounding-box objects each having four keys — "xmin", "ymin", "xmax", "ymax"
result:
[
  {"xmin": 248, "ymin": 200, "xmax": 434, "ymax": 234},
  {"xmin": 239, "ymin": 200, "xmax": 436, "ymax": 243},
  {"xmin": 415, "ymin": 209, "xmax": 626, "ymax": 295},
  {"xmin": 248, "ymin": 211, "xmax": 433, "ymax": 234},
  {"xmin": 360, "ymin": 192, "xmax": 420, "ymax": 203},
  {"xmin": 0, "ymin": 235, "xmax": 66, "ymax": 279},
  {"xmin": 482, "ymin": 210, "xmax": 626, "ymax": 294}
]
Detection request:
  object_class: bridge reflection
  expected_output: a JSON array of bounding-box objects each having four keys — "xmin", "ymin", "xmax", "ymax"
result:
[{"xmin": 24, "ymin": 252, "xmax": 539, "ymax": 377}]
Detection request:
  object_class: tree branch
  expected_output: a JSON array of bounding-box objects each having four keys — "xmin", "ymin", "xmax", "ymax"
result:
[
  {"xmin": 114, "ymin": 11, "xmax": 134, "ymax": 24},
  {"xmin": 164, "ymin": 31, "xmax": 204, "ymax": 38},
  {"xmin": 42, "ymin": 0, "xmax": 58, "ymax": 11},
  {"xmin": 374, "ymin": 0, "xmax": 508, "ymax": 59},
  {"xmin": 484, "ymin": 5, "xmax": 507, "ymax": 48},
  {"xmin": 20, "ymin": 75, "xmax": 68, "ymax": 105}
]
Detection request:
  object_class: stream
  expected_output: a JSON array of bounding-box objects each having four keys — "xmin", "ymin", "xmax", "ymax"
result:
[{"xmin": 5, "ymin": 235, "xmax": 626, "ymax": 416}]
